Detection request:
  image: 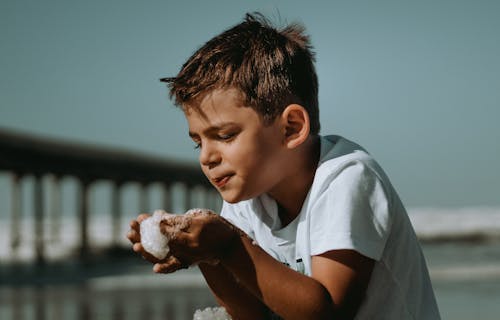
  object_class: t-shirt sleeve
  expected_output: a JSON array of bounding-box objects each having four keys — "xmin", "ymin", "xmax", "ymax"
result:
[
  {"xmin": 220, "ymin": 201, "xmax": 255, "ymax": 239},
  {"xmin": 309, "ymin": 161, "xmax": 392, "ymax": 261}
]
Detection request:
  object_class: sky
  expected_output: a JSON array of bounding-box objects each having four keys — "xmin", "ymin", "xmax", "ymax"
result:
[{"xmin": 1, "ymin": 0, "xmax": 499, "ymax": 208}]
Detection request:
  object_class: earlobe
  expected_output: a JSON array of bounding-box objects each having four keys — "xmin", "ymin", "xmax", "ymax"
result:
[{"xmin": 281, "ymin": 104, "xmax": 311, "ymax": 149}]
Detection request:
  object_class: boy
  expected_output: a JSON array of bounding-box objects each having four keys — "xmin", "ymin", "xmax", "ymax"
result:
[{"xmin": 127, "ymin": 13, "xmax": 440, "ymax": 319}]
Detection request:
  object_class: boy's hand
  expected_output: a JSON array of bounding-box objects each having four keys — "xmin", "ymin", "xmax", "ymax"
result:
[
  {"xmin": 154, "ymin": 212, "xmax": 238, "ymax": 273},
  {"xmin": 127, "ymin": 211, "xmax": 238, "ymax": 274},
  {"xmin": 127, "ymin": 213, "xmax": 189, "ymax": 272},
  {"xmin": 127, "ymin": 213, "xmax": 164, "ymax": 263}
]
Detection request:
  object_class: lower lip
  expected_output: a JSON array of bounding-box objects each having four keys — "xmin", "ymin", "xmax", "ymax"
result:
[{"xmin": 215, "ymin": 176, "xmax": 231, "ymax": 188}]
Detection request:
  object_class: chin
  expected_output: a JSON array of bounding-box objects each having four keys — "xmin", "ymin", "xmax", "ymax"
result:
[
  {"xmin": 221, "ymin": 194, "xmax": 243, "ymax": 204},
  {"xmin": 220, "ymin": 190, "xmax": 251, "ymax": 204}
]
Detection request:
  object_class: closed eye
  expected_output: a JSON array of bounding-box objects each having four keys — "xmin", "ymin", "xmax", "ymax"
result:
[
  {"xmin": 189, "ymin": 124, "xmax": 240, "ymax": 150},
  {"xmin": 218, "ymin": 133, "xmax": 235, "ymax": 141}
]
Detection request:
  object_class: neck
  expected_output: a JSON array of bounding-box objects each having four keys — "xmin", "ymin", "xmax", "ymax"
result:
[{"xmin": 269, "ymin": 135, "xmax": 321, "ymax": 226}]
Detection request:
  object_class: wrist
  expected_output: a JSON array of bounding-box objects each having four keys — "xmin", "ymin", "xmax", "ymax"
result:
[
  {"xmin": 219, "ymin": 230, "xmax": 254, "ymax": 268},
  {"xmin": 217, "ymin": 222, "xmax": 243, "ymax": 260}
]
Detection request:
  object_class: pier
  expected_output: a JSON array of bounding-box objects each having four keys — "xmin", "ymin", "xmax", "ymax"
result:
[
  {"xmin": 0, "ymin": 128, "xmax": 220, "ymax": 264},
  {"xmin": 0, "ymin": 128, "xmax": 221, "ymax": 320}
]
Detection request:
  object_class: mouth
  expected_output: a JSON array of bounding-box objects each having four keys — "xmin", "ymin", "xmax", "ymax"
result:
[{"xmin": 212, "ymin": 175, "xmax": 232, "ymax": 188}]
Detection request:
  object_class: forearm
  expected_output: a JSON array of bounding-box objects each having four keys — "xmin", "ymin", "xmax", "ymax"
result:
[
  {"xmin": 199, "ymin": 262, "xmax": 269, "ymax": 320},
  {"xmin": 221, "ymin": 235, "xmax": 334, "ymax": 320}
]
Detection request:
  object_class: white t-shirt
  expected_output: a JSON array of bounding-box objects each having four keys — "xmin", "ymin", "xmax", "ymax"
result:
[{"xmin": 221, "ymin": 135, "xmax": 440, "ymax": 319}]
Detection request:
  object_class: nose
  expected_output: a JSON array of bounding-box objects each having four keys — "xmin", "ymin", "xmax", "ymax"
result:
[{"xmin": 199, "ymin": 141, "xmax": 221, "ymax": 168}]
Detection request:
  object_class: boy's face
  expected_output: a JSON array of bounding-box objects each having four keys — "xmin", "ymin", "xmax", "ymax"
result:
[{"xmin": 185, "ymin": 88, "xmax": 287, "ymax": 203}]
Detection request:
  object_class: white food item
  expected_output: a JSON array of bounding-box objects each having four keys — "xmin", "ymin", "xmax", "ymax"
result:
[
  {"xmin": 139, "ymin": 210, "xmax": 174, "ymax": 260},
  {"xmin": 193, "ymin": 307, "xmax": 232, "ymax": 320}
]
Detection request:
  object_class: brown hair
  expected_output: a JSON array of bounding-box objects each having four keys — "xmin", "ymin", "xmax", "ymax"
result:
[{"xmin": 161, "ymin": 13, "xmax": 320, "ymax": 135}]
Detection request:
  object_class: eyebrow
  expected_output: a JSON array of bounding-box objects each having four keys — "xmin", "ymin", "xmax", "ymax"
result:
[{"xmin": 188, "ymin": 122, "xmax": 238, "ymax": 138}]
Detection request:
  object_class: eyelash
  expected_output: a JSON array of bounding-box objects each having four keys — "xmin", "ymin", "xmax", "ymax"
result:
[
  {"xmin": 193, "ymin": 133, "xmax": 236, "ymax": 150},
  {"xmin": 218, "ymin": 133, "xmax": 234, "ymax": 141}
]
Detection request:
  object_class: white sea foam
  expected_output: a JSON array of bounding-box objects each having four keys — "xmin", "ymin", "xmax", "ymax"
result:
[
  {"xmin": 408, "ymin": 206, "xmax": 500, "ymax": 241},
  {"xmin": 193, "ymin": 306, "xmax": 231, "ymax": 320},
  {"xmin": 140, "ymin": 210, "xmax": 174, "ymax": 259},
  {"xmin": 139, "ymin": 208, "xmax": 214, "ymax": 260}
]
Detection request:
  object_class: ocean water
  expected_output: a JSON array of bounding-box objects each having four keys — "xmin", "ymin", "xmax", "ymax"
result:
[
  {"xmin": 413, "ymin": 207, "xmax": 500, "ymax": 319},
  {"xmin": 1, "ymin": 207, "xmax": 500, "ymax": 319},
  {"xmin": 423, "ymin": 242, "xmax": 500, "ymax": 320}
]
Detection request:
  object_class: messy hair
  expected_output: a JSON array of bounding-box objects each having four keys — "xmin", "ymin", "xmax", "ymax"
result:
[{"xmin": 161, "ymin": 13, "xmax": 320, "ymax": 135}]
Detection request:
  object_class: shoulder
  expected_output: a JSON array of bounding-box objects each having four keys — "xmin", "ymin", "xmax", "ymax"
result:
[
  {"xmin": 312, "ymin": 135, "xmax": 392, "ymax": 201},
  {"xmin": 317, "ymin": 135, "xmax": 374, "ymax": 174},
  {"xmin": 305, "ymin": 137, "xmax": 396, "ymax": 258}
]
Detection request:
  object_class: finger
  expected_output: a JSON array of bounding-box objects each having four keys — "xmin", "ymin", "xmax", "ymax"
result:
[
  {"xmin": 153, "ymin": 255, "xmax": 189, "ymax": 274},
  {"xmin": 128, "ymin": 214, "xmax": 150, "ymax": 242},
  {"xmin": 161, "ymin": 215, "xmax": 191, "ymax": 239},
  {"xmin": 133, "ymin": 242, "xmax": 143, "ymax": 252},
  {"xmin": 132, "ymin": 242, "xmax": 163, "ymax": 263},
  {"xmin": 137, "ymin": 213, "xmax": 151, "ymax": 223},
  {"xmin": 161, "ymin": 214, "xmax": 185, "ymax": 227},
  {"xmin": 168, "ymin": 236, "xmax": 209, "ymax": 267},
  {"xmin": 168, "ymin": 231, "xmax": 192, "ymax": 251},
  {"xmin": 130, "ymin": 219, "xmax": 140, "ymax": 230},
  {"xmin": 127, "ymin": 229, "xmax": 140, "ymax": 243}
]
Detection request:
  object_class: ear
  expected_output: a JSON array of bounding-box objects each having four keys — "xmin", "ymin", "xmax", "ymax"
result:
[{"xmin": 280, "ymin": 104, "xmax": 311, "ymax": 149}]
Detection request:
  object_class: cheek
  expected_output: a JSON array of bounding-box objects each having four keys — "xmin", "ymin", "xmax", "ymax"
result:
[
  {"xmin": 226, "ymin": 146, "xmax": 255, "ymax": 169},
  {"xmin": 227, "ymin": 128, "xmax": 282, "ymax": 172},
  {"xmin": 234, "ymin": 143, "xmax": 276, "ymax": 176}
]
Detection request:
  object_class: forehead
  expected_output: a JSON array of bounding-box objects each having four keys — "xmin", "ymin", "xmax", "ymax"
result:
[{"xmin": 184, "ymin": 88, "xmax": 261, "ymax": 124}]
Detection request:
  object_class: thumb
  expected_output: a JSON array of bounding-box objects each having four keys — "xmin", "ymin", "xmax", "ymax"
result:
[{"xmin": 153, "ymin": 255, "xmax": 189, "ymax": 274}]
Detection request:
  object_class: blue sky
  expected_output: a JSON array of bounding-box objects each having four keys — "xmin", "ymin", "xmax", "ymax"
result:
[{"xmin": 1, "ymin": 0, "xmax": 499, "ymax": 207}]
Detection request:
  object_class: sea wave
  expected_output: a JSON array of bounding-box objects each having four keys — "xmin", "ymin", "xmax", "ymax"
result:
[
  {"xmin": 408, "ymin": 206, "xmax": 500, "ymax": 242},
  {"xmin": 429, "ymin": 264, "xmax": 500, "ymax": 281},
  {"xmin": 1, "ymin": 206, "xmax": 500, "ymax": 262}
]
